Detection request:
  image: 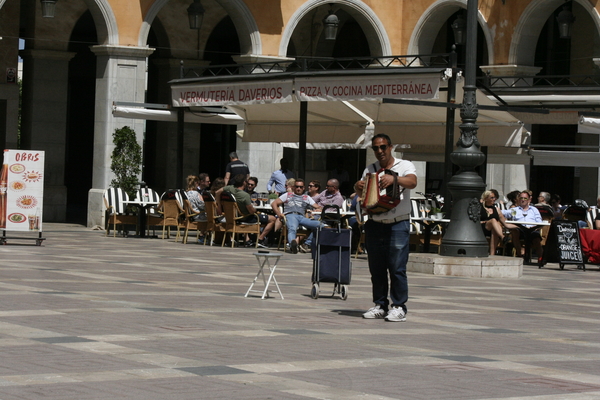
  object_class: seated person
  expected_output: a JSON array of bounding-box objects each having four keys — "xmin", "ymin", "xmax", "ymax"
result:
[
  {"xmin": 216, "ymin": 174, "xmax": 276, "ymax": 248},
  {"xmin": 501, "ymin": 190, "xmax": 543, "ymax": 261},
  {"xmin": 307, "ymin": 180, "xmax": 321, "ymax": 199},
  {"xmin": 549, "ymin": 194, "xmax": 566, "ymax": 220},
  {"xmin": 312, "ymin": 179, "xmax": 345, "ymax": 208},
  {"xmin": 185, "ymin": 175, "xmax": 207, "ymax": 221},
  {"xmin": 480, "ymin": 190, "xmax": 511, "ymax": 255},
  {"xmin": 245, "ymin": 176, "xmax": 260, "ymax": 204},
  {"xmin": 271, "ymin": 178, "xmax": 323, "ymax": 254}
]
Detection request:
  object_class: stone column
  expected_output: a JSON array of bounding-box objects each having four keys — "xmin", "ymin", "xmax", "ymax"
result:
[
  {"xmin": 87, "ymin": 45, "xmax": 154, "ymax": 227},
  {"xmin": 19, "ymin": 49, "xmax": 75, "ymax": 222}
]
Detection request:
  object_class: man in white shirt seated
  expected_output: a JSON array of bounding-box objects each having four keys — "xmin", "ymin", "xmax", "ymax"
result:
[{"xmin": 501, "ymin": 190, "xmax": 543, "ymax": 262}]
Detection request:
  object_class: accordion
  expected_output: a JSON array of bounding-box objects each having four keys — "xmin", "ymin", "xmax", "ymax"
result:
[{"xmin": 361, "ymin": 168, "xmax": 404, "ymax": 214}]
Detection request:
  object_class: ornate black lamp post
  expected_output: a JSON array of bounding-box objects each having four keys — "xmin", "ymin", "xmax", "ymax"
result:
[{"xmin": 440, "ymin": 0, "xmax": 489, "ymax": 257}]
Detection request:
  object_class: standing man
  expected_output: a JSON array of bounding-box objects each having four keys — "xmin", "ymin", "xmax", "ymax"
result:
[
  {"xmin": 224, "ymin": 152, "xmax": 249, "ymax": 185},
  {"xmin": 271, "ymin": 178, "xmax": 322, "ymax": 254},
  {"xmin": 267, "ymin": 158, "xmax": 294, "ymax": 195},
  {"xmin": 354, "ymin": 134, "xmax": 417, "ymax": 322}
]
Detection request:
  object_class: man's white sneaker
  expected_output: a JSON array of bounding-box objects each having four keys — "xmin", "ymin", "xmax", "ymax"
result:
[
  {"xmin": 385, "ymin": 306, "xmax": 406, "ymax": 322},
  {"xmin": 362, "ymin": 305, "xmax": 386, "ymax": 319}
]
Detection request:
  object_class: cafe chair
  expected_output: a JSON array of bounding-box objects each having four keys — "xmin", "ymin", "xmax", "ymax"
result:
[
  {"xmin": 135, "ymin": 187, "xmax": 161, "ymax": 236},
  {"xmin": 320, "ymin": 204, "xmax": 342, "ymax": 228},
  {"xmin": 135, "ymin": 187, "xmax": 160, "ymax": 204},
  {"xmin": 586, "ymin": 208, "xmax": 597, "ymax": 229},
  {"xmin": 103, "ymin": 188, "xmax": 138, "ymax": 237},
  {"xmin": 202, "ymin": 192, "xmax": 223, "ymax": 246},
  {"xmin": 156, "ymin": 194, "xmax": 185, "ymax": 240},
  {"xmin": 220, "ymin": 192, "xmax": 261, "ymax": 248},
  {"xmin": 276, "ymin": 207, "xmax": 310, "ymax": 251},
  {"xmin": 181, "ymin": 199, "xmax": 208, "ymax": 244}
]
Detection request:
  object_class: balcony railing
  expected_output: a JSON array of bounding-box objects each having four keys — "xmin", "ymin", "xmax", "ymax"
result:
[
  {"xmin": 179, "ymin": 54, "xmax": 452, "ymax": 79},
  {"xmin": 477, "ymin": 74, "xmax": 600, "ymax": 91}
]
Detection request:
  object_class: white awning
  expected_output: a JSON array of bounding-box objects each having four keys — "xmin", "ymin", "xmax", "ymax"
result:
[
  {"xmin": 169, "ymin": 72, "xmax": 528, "ymax": 162},
  {"xmin": 112, "ymin": 106, "xmax": 243, "ymax": 125},
  {"xmin": 531, "ymin": 150, "xmax": 600, "ymax": 167},
  {"xmin": 578, "ymin": 116, "xmax": 600, "ymax": 134}
]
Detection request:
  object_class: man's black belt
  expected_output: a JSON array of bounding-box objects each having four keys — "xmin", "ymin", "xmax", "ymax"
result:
[{"xmin": 285, "ymin": 212, "xmax": 303, "ymax": 216}]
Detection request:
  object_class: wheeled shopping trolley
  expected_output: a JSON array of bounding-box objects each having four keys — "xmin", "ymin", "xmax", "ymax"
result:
[{"xmin": 310, "ymin": 226, "xmax": 352, "ymax": 300}]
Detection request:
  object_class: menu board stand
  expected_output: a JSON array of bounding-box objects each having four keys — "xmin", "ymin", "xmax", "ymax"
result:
[
  {"xmin": 541, "ymin": 220, "xmax": 585, "ymax": 270},
  {"xmin": 0, "ymin": 150, "xmax": 46, "ymax": 246}
]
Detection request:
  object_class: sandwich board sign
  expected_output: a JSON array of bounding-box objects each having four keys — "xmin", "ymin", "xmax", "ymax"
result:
[{"xmin": 0, "ymin": 150, "xmax": 46, "ymax": 245}]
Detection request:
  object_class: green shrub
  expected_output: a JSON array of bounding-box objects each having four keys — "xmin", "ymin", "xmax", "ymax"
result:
[{"xmin": 110, "ymin": 126, "xmax": 142, "ymax": 199}]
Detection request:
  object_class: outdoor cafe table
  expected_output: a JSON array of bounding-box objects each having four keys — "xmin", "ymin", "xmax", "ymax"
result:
[
  {"xmin": 504, "ymin": 220, "xmax": 550, "ymax": 264},
  {"xmin": 411, "ymin": 217, "xmax": 450, "ymax": 253},
  {"xmin": 122, "ymin": 200, "xmax": 160, "ymax": 238}
]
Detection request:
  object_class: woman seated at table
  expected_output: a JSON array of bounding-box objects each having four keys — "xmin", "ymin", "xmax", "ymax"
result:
[
  {"xmin": 480, "ymin": 190, "xmax": 511, "ymax": 255},
  {"xmin": 185, "ymin": 175, "xmax": 207, "ymax": 221}
]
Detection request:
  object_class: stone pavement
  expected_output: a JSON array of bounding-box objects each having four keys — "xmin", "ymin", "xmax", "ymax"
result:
[{"xmin": 0, "ymin": 223, "xmax": 600, "ymax": 399}]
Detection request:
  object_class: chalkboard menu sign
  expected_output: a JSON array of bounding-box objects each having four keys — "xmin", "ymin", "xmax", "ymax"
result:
[{"xmin": 542, "ymin": 221, "xmax": 584, "ymax": 269}]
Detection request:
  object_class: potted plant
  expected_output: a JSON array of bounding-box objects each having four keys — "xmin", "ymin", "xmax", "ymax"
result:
[
  {"xmin": 110, "ymin": 126, "xmax": 142, "ymax": 200},
  {"xmin": 431, "ymin": 207, "xmax": 443, "ymax": 219}
]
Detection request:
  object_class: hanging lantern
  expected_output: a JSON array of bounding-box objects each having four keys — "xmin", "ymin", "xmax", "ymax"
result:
[
  {"xmin": 323, "ymin": 10, "xmax": 339, "ymax": 41},
  {"xmin": 556, "ymin": 4, "xmax": 575, "ymax": 39},
  {"xmin": 451, "ymin": 13, "xmax": 467, "ymax": 45},
  {"xmin": 187, "ymin": 0, "xmax": 205, "ymax": 30},
  {"xmin": 40, "ymin": 0, "xmax": 58, "ymax": 18}
]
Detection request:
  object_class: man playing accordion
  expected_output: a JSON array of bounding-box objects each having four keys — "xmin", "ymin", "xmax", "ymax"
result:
[{"xmin": 354, "ymin": 133, "xmax": 417, "ymax": 322}]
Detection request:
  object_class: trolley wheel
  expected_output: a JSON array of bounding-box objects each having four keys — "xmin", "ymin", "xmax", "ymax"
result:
[
  {"xmin": 340, "ymin": 285, "xmax": 348, "ymax": 300},
  {"xmin": 310, "ymin": 283, "xmax": 319, "ymax": 299},
  {"xmin": 36, "ymin": 240, "xmax": 42, "ymax": 246},
  {"xmin": 559, "ymin": 264, "xmax": 564, "ymax": 270}
]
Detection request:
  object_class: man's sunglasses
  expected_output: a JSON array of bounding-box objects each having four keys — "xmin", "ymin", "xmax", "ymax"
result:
[
  {"xmin": 295, "ymin": 185, "xmax": 305, "ymax": 189},
  {"xmin": 371, "ymin": 145, "xmax": 388, "ymax": 152}
]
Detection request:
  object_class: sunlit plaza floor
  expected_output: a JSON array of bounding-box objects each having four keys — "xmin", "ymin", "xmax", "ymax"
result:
[{"xmin": 0, "ymin": 223, "xmax": 599, "ymax": 399}]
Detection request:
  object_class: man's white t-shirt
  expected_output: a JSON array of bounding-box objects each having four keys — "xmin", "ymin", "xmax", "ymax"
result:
[{"xmin": 361, "ymin": 157, "xmax": 416, "ymax": 222}]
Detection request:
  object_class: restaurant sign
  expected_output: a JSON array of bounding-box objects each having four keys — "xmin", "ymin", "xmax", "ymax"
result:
[
  {"xmin": 0, "ymin": 150, "xmax": 45, "ymax": 232},
  {"xmin": 172, "ymin": 74, "xmax": 440, "ymax": 107},
  {"xmin": 173, "ymin": 79, "xmax": 294, "ymax": 107},
  {"xmin": 295, "ymin": 75, "xmax": 439, "ymax": 102}
]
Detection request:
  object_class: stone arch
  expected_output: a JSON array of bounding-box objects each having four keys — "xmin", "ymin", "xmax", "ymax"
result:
[
  {"xmin": 141, "ymin": 0, "xmax": 260, "ymax": 55},
  {"xmin": 407, "ymin": 0, "xmax": 494, "ymax": 64},
  {"xmin": 0, "ymin": 0, "xmax": 116, "ymax": 45},
  {"xmin": 280, "ymin": 0, "xmax": 391, "ymax": 58},
  {"xmin": 84, "ymin": 0, "xmax": 117, "ymax": 45},
  {"xmin": 510, "ymin": 0, "xmax": 600, "ymax": 66}
]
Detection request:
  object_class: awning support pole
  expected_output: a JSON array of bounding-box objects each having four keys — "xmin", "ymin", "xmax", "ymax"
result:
[{"xmin": 299, "ymin": 101, "xmax": 307, "ymax": 179}]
